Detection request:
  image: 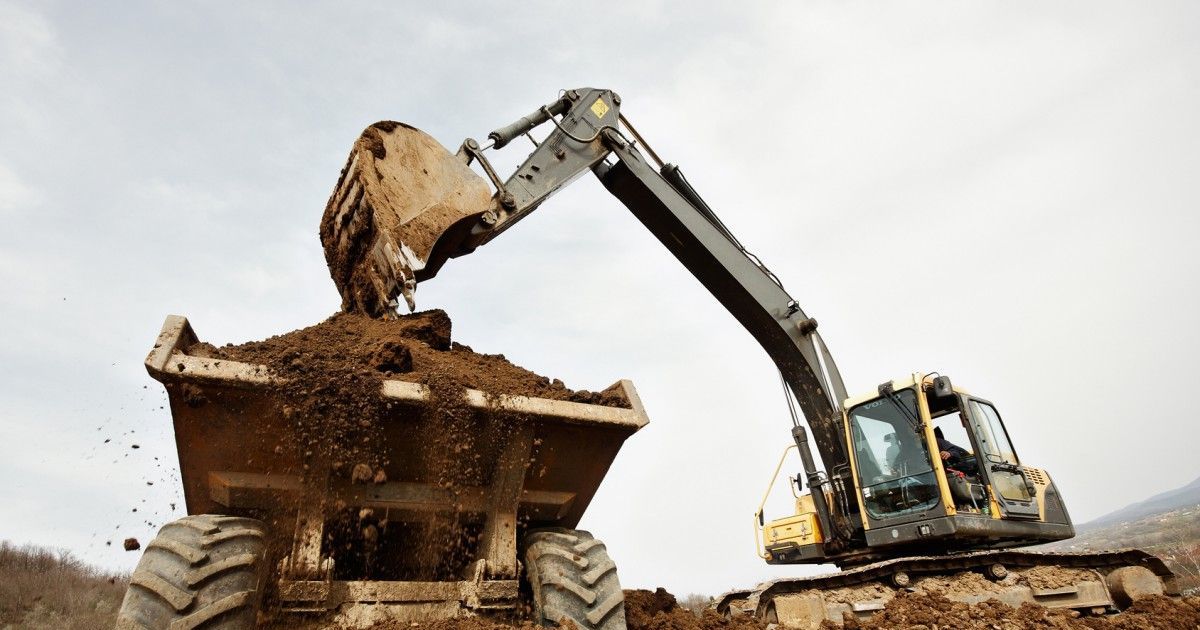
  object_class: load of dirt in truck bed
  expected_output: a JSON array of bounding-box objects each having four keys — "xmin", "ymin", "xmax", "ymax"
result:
[
  {"xmin": 192, "ymin": 309, "xmax": 629, "ymax": 579},
  {"xmin": 198, "ymin": 309, "xmax": 628, "ymax": 409}
]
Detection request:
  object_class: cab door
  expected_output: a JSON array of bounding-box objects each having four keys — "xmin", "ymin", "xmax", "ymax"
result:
[{"xmin": 965, "ymin": 398, "xmax": 1041, "ymax": 520}]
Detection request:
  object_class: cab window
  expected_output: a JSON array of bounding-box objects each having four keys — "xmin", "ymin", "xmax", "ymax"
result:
[
  {"xmin": 849, "ymin": 389, "xmax": 939, "ymax": 519},
  {"xmin": 968, "ymin": 400, "xmax": 1018, "ymax": 464}
]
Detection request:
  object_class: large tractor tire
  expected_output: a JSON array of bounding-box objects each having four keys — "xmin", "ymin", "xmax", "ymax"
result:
[
  {"xmin": 115, "ymin": 515, "xmax": 268, "ymax": 630},
  {"xmin": 523, "ymin": 528, "xmax": 626, "ymax": 630}
]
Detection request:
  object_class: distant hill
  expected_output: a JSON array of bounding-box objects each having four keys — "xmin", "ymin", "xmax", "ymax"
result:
[
  {"xmin": 1041, "ymin": 475, "xmax": 1200, "ymax": 594},
  {"xmin": 1083, "ymin": 475, "xmax": 1200, "ymax": 530},
  {"xmin": 1043, "ymin": 503, "xmax": 1200, "ymax": 594}
]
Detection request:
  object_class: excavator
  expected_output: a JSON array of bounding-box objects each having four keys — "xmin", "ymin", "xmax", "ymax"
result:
[{"xmin": 322, "ymin": 87, "xmax": 1179, "ymax": 627}]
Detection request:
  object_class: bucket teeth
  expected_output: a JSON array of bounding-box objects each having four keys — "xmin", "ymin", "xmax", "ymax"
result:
[{"xmin": 401, "ymin": 279, "xmax": 417, "ymax": 312}]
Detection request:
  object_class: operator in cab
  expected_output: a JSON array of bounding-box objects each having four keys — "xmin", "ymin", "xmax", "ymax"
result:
[{"xmin": 934, "ymin": 427, "xmax": 978, "ymax": 475}]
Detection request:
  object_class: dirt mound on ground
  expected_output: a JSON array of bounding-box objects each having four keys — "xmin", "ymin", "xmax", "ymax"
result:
[
  {"xmin": 270, "ymin": 587, "xmax": 1200, "ymax": 629},
  {"xmin": 623, "ymin": 588, "xmax": 767, "ymax": 630},
  {"xmin": 358, "ymin": 619, "xmax": 545, "ymax": 630},
  {"xmin": 348, "ymin": 588, "xmax": 766, "ymax": 630},
  {"xmin": 840, "ymin": 591, "xmax": 1200, "ymax": 630}
]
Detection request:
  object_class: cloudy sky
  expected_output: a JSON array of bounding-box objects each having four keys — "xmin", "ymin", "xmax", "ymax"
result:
[{"xmin": 1, "ymin": 1, "xmax": 1197, "ymax": 597}]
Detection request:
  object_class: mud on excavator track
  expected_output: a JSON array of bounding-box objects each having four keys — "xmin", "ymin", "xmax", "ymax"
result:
[{"xmin": 716, "ymin": 548, "xmax": 1180, "ymax": 628}]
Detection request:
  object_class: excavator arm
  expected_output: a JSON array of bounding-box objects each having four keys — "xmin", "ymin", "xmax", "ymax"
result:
[{"xmin": 322, "ymin": 87, "xmax": 857, "ymax": 547}]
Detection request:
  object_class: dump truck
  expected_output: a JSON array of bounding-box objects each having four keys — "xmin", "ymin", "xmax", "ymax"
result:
[
  {"xmin": 317, "ymin": 87, "xmax": 1181, "ymax": 627},
  {"xmin": 116, "ymin": 315, "xmax": 648, "ymax": 629}
]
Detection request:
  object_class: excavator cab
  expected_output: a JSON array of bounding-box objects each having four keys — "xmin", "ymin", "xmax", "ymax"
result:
[{"xmin": 757, "ymin": 373, "xmax": 1074, "ymax": 566}]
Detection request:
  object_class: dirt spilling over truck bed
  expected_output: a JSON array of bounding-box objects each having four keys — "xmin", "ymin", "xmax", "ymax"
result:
[
  {"xmin": 193, "ymin": 309, "xmax": 628, "ymax": 579},
  {"xmin": 195, "ymin": 308, "xmax": 627, "ymax": 483}
]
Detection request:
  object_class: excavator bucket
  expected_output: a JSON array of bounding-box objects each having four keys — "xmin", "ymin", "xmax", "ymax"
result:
[{"xmin": 321, "ymin": 122, "xmax": 493, "ymax": 316}]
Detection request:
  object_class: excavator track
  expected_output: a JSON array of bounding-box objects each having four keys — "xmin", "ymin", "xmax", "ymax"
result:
[{"xmin": 717, "ymin": 549, "xmax": 1178, "ymax": 627}]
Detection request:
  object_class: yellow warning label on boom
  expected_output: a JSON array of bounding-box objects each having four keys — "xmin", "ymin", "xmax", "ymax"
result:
[{"xmin": 590, "ymin": 98, "xmax": 610, "ymax": 120}]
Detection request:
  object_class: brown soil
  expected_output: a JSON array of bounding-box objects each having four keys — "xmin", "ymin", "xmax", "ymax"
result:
[
  {"xmin": 192, "ymin": 309, "xmax": 627, "ymax": 581},
  {"xmin": 198, "ymin": 310, "xmax": 628, "ymax": 408},
  {"xmin": 348, "ymin": 589, "xmax": 769, "ymax": 630},
  {"xmin": 359, "ymin": 619, "xmax": 546, "ymax": 630},
  {"xmin": 320, "ymin": 122, "xmax": 493, "ymax": 316},
  {"xmin": 1020, "ymin": 565, "xmax": 1102, "ymax": 590},
  {"xmin": 266, "ymin": 588, "xmax": 1200, "ymax": 630},
  {"xmin": 623, "ymin": 588, "xmax": 768, "ymax": 630},
  {"xmin": 839, "ymin": 592, "xmax": 1200, "ymax": 630}
]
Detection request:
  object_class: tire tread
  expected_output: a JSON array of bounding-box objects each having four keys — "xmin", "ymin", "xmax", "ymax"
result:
[
  {"xmin": 524, "ymin": 528, "xmax": 625, "ymax": 630},
  {"xmin": 115, "ymin": 514, "xmax": 267, "ymax": 630}
]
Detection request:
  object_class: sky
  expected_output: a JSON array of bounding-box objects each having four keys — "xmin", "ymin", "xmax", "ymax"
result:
[{"xmin": 1, "ymin": 1, "xmax": 1198, "ymax": 597}]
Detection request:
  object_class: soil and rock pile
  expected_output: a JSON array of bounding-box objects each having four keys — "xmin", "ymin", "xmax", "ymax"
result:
[
  {"xmin": 190, "ymin": 308, "xmax": 631, "ymax": 581},
  {"xmin": 622, "ymin": 589, "xmax": 766, "ymax": 630},
  {"xmin": 200, "ymin": 309, "xmax": 628, "ymax": 409},
  {"xmin": 840, "ymin": 590, "xmax": 1200, "ymax": 629},
  {"xmin": 194, "ymin": 308, "xmax": 628, "ymax": 488},
  {"xmin": 344, "ymin": 587, "xmax": 1200, "ymax": 630},
  {"xmin": 343, "ymin": 589, "xmax": 1200, "ymax": 630}
]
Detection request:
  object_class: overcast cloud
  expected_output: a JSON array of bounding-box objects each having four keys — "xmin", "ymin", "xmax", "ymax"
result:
[{"xmin": 0, "ymin": 1, "xmax": 1197, "ymax": 596}]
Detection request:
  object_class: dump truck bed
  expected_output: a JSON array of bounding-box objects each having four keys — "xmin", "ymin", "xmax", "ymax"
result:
[
  {"xmin": 146, "ymin": 314, "xmax": 646, "ymax": 529},
  {"xmin": 144, "ymin": 314, "xmax": 648, "ymax": 622}
]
